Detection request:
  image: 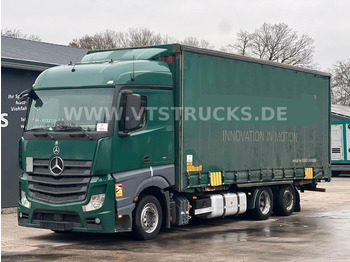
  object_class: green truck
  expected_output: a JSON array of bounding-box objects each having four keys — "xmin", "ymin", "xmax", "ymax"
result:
[{"xmin": 18, "ymin": 44, "xmax": 331, "ymax": 240}]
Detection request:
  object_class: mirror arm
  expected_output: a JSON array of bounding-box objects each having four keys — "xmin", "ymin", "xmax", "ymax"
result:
[
  {"xmin": 29, "ymin": 89, "xmax": 39, "ymax": 100},
  {"xmin": 118, "ymin": 131, "xmax": 130, "ymax": 137},
  {"xmin": 17, "ymin": 89, "xmax": 40, "ymax": 102}
]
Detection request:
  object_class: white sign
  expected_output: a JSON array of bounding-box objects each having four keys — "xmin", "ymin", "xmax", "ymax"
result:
[
  {"xmin": 97, "ymin": 123, "xmax": 108, "ymax": 132},
  {"xmin": 186, "ymin": 155, "xmax": 193, "ymax": 163}
]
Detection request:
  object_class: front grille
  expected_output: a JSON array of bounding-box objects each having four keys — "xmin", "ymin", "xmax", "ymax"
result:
[
  {"xmin": 32, "ymin": 210, "xmax": 82, "ymax": 227},
  {"xmin": 27, "ymin": 159, "xmax": 92, "ymax": 204}
]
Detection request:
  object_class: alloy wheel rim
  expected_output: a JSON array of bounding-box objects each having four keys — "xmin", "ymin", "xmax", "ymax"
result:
[
  {"xmin": 141, "ymin": 202, "xmax": 159, "ymax": 234},
  {"xmin": 259, "ymin": 190, "xmax": 271, "ymax": 215},
  {"xmin": 283, "ymin": 188, "xmax": 294, "ymax": 211}
]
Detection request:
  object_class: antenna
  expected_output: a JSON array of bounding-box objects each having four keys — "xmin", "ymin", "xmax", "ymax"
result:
[
  {"xmin": 130, "ymin": 55, "xmax": 135, "ymax": 81},
  {"xmin": 71, "ymin": 57, "xmax": 78, "ymax": 72}
]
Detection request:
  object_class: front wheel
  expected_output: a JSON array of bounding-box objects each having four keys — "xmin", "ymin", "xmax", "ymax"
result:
[
  {"xmin": 251, "ymin": 187, "xmax": 273, "ymax": 220},
  {"xmin": 133, "ymin": 195, "xmax": 162, "ymax": 240}
]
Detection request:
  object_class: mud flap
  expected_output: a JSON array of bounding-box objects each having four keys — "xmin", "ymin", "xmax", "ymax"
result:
[
  {"xmin": 247, "ymin": 188, "xmax": 260, "ymax": 210},
  {"xmin": 294, "ymin": 187, "xmax": 301, "ymax": 212},
  {"xmin": 162, "ymin": 190, "xmax": 171, "ymax": 229}
]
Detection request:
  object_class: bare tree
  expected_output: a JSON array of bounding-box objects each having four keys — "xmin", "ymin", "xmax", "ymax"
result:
[
  {"xmin": 126, "ymin": 28, "xmax": 163, "ymax": 47},
  {"xmin": 70, "ymin": 28, "xmax": 166, "ymax": 49},
  {"xmin": 70, "ymin": 28, "xmax": 214, "ymax": 50},
  {"xmin": 1, "ymin": 28, "xmax": 41, "ymax": 41},
  {"xmin": 181, "ymin": 36, "xmax": 214, "ymax": 49},
  {"xmin": 182, "ymin": 36, "xmax": 199, "ymax": 47},
  {"xmin": 69, "ymin": 35, "xmax": 100, "ymax": 49},
  {"xmin": 199, "ymin": 40, "xmax": 214, "ymax": 49},
  {"xmin": 222, "ymin": 30, "xmax": 252, "ymax": 55},
  {"xmin": 331, "ymin": 60, "xmax": 350, "ymax": 105},
  {"xmin": 224, "ymin": 23, "xmax": 315, "ymax": 67},
  {"xmin": 161, "ymin": 35, "xmax": 179, "ymax": 44},
  {"xmin": 69, "ymin": 29, "xmax": 122, "ymax": 49}
]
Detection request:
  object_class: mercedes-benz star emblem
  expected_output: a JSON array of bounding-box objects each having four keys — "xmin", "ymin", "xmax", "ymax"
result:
[
  {"xmin": 49, "ymin": 156, "xmax": 64, "ymax": 176},
  {"xmin": 53, "ymin": 146, "xmax": 60, "ymax": 155}
]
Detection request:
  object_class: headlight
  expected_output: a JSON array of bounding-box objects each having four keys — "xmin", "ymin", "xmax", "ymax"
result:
[
  {"xmin": 82, "ymin": 194, "xmax": 105, "ymax": 212},
  {"xmin": 21, "ymin": 191, "xmax": 31, "ymax": 209}
]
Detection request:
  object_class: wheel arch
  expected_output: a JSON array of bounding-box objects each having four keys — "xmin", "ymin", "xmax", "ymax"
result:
[
  {"xmin": 134, "ymin": 176, "xmax": 170, "ymax": 199},
  {"xmin": 135, "ymin": 179, "xmax": 171, "ymax": 229}
]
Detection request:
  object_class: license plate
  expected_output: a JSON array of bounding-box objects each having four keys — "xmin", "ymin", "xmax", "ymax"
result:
[{"xmin": 40, "ymin": 221, "xmax": 73, "ymax": 231}]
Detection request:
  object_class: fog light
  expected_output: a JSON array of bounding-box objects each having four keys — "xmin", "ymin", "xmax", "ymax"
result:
[
  {"xmin": 95, "ymin": 218, "xmax": 101, "ymax": 224},
  {"xmin": 82, "ymin": 194, "xmax": 105, "ymax": 212},
  {"xmin": 117, "ymin": 215, "xmax": 123, "ymax": 219},
  {"xmin": 19, "ymin": 212, "xmax": 23, "ymax": 218},
  {"xmin": 21, "ymin": 191, "xmax": 31, "ymax": 209}
]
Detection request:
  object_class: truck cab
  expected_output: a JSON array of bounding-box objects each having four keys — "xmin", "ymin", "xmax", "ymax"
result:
[{"xmin": 18, "ymin": 47, "xmax": 176, "ymax": 239}]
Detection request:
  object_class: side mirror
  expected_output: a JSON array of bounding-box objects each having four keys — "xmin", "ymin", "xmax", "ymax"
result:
[
  {"xmin": 17, "ymin": 89, "xmax": 43, "ymax": 108},
  {"xmin": 125, "ymin": 94, "xmax": 142, "ymax": 131},
  {"xmin": 34, "ymin": 99, "xmax": 43, "ymax": 108}
]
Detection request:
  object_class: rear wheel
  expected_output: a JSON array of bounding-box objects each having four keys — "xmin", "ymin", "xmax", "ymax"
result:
[
  {"xmin": 251, "ymin": 187, "xmax": 273, "ymax": 220},
  {"xmin": 133, "ymin": 195, "xmax": 162, "ymax": 240},
  {"xmin": 274, "ymin": 185, "xmax": 295, "ymax": 216}
]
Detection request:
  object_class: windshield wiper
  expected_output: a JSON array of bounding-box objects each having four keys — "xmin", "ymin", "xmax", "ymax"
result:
[
  {"xmin": 57, "ymin": 125, "xmax": 93, "ymax": 140},
  {"xmin": 26, "ymin": 128, "xmax": 55, "ymax": 140}
]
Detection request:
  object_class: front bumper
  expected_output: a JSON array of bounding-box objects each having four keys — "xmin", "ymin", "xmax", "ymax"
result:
[{"xmin": 18, "ymin": 173, "xmax": 118, "ymax": 233}]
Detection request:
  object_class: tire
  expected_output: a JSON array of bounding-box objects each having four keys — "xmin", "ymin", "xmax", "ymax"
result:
[
  {"xmin": 274, "ymin": 185, "xmax": 296, "ymax": 216},
  {"xmin": 251, "ymin": 187, "xmax": 273, "ymax": 220},
  {"xmin": 133, "ymin": 195, "xmax": 162, "ymax": 240}
]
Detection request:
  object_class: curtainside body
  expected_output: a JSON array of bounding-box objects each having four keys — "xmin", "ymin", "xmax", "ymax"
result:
[{"xmin": 17, "ymin": 44, "xmax": 331, "ymax": 239}]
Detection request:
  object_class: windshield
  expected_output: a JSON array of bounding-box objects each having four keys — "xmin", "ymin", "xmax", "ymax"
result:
[{"xmin": 25, "ymin": 88, "xmax": 115, "ymax": 132}]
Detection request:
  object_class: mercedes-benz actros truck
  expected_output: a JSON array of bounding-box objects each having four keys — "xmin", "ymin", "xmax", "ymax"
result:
[{"xmin": 17, "ymin": 44, "xmax": 331, "ymax": 240}]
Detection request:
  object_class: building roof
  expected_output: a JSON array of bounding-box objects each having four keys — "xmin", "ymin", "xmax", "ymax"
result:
[
  {"xmin": 1, "ymin": 36, "xmax": 88, "ymax": 71},
  {"xmin": 332, "ymin": 104, "xmax": 350, "ymax": 121}
]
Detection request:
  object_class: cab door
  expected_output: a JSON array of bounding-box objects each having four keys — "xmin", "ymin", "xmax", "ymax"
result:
[{"xmin": 113, "ymin": 87, "xmax": 174, "ymax": 172}]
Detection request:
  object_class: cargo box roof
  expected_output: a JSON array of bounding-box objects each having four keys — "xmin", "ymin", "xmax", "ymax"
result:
[{"xmin": 86, "ymin": 44, "xmax": 330, "ymax": 78}]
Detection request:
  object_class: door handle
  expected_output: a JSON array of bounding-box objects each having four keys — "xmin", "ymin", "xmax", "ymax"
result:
[{"xmin": 143, "ymin": 155, "xmax": 152, "ymax": 164}]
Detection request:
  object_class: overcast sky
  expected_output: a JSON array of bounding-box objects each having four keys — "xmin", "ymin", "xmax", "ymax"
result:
[{"xmin": 2, "ymin": 0, "xmax": 350, "ymax": 71}]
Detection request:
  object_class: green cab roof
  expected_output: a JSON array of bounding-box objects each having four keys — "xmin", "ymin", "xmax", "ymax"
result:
[{"xmin": 33, "ymin": 47, "xmax": 173, "ymax": 89}]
